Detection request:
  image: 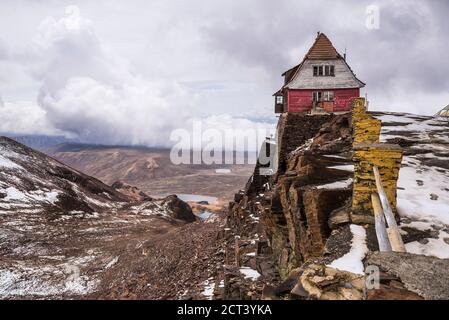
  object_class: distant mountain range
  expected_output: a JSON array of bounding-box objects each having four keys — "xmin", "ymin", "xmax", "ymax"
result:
[{"xmin": 0, "ymin": 134, "xmax": 76, "ymax": 151}]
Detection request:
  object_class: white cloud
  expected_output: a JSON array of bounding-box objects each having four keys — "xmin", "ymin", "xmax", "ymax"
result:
[
  {"xmin": 0, "ymin": 0, "xmax": 448, "ymax": 147},
  {"xmin": 0, "ymin": 100, "xmax": 57, "ymax": 135},
  {"xmin": 39, "ymin": 76, "xmax": 190, "ymax": 146},
  {"xmin": 0, "ymin": 4, "xmax": 273, "ymax": 147}
]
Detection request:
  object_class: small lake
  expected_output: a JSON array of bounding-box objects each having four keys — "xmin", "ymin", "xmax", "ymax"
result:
[{"xmin": 215, "ymin": 168, "xmax": 231, "ymax": 174}]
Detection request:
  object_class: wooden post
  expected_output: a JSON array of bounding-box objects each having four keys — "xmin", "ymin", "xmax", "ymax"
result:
[
  {"xmin": 371, "ymin": 193, "xmax": 392, "ymax": 252},
  {"xmin": 373, "ymin": 166, "xmax": 406, "ymax": 252}
]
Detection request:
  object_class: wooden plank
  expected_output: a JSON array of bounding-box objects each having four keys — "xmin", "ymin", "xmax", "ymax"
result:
[
  {"xmin": 371, "ymin": 193, "xmax": 392, "ymax": 252},
  {"xmin": 373, "ymin": 166, "xmax": 406, "ymax": 252},
  {"xmin": 371, "ymin": 192, "xmax": 391, "ymax": 251}
]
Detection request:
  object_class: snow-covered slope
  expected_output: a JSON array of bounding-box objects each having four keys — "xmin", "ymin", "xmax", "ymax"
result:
[
  {"xmin": 0, "ymin": 137, "xmax": 196, "ymax": 298},
  {"xmin": 0, "ymin": 136, "xmax": 130, "ymax": 215},
  {"xmin": 372, "ymin": 112, "xmax": 449, "ymax": 258}
]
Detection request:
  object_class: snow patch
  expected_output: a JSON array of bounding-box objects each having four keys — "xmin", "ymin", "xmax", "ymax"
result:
[
  {"xmin": 375, "ymin": 112, "xmax": 449, "ymax": 258},
  {"xmin": 105, "ymin": 256, "xmax": 119, "ymax": 269},
  {"xmin": 327, "ymin": 164, "xmax": 354, "ymax": 172},
  {"xmin": 0, "ymin": 187, "xmax": 60, "ymax": 204},
  {"xmin": 201, "ymin": 279, "xmax": 215, "ymax": 300},
  {"xmin": 239, "ymin": 267, "xmax": 261, "ymax": 280},
  {"xmin": 0, "ymin": 263, "xmax": 97, "ymax": 298},
  {"xmin": 327, "ymin": 224, "xmax": 368, "ymax": 275},
  {"xmin": 317, "ymin": 178, "xmax": 353, "ymax": 190},
  {"xmin": 0, "ymin": 155, "xmax": 22, "ymax": 170},
  {"xmin": 397, "ymin": 166, "xmax": 449, "ymax": 226},
  {"xmin": 405, "ymin": 230, "xmax": 449, "ymax": 259}
]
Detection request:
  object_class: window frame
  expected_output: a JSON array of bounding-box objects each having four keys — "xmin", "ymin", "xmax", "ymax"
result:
[
  {"xmin": 313, "ymin": 64, "xmax": 335, "ymax": 77},
  {"xmin": 324, "ymin": 91, "xmax": 334, "ymax": 102},
  {"xmin": 276, "ymin": 95, "xmax": 284, "ymax": 105},
  {"xmin": 312, "ymin": 91, "xmax": 322, "ymax": 102}
]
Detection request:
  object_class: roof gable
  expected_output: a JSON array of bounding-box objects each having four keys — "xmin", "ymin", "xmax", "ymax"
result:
[
  {"xmin": 305, "ymin": 33, "xmax": 341, "ymax": 60},
  {"xmin": 275, "ymin": 32, "xmax": 365, "ymax": 92},
  {"xmin": 285, "ymin": 59, "xmax": 365, "ymax": 90},
  {"xmin": 279, "ymin": 33, "xmax": 339, "ymax": 78}
]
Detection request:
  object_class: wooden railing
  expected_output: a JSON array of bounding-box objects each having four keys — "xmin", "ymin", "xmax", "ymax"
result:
[{"xmin": 371, "ymin": 166, "xmax": 406, "ymax": 252}]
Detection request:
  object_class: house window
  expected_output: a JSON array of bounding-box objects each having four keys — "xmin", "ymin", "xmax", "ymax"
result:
[
  {"xmin": 324, "ymin": 91, "xmax": 334, "ymax": 102},
  {"xmin": 276, "ymin": 95, "xmax": 283, "ymax": 104},
  {"xmin": 312, "ymin": 91, "xmax": 322, "ymax": 102},
  {"xmin": 313, "ymin": 91, "xmax": 334, "ymax": 102},
  {"xmin": 313, "ymin": 65, "xmax": 335, "ymax": 77},
  {"xmin": 313, "ymin": 66, "xmax": 324, "ymax": 76}
]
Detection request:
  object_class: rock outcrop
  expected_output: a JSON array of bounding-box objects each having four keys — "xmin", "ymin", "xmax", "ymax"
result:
[
  {"xmin": 294, "ymin": 264, "xmax": 365, "ymax": 300},
  {"xmin": 365, "ymin": 252, "xmax": 449, "ymax": 300},
  {"xmin": 219, "ymin": 113, "xmax": 360, "ymax": 299},
  {"xmin": 111, "ymin": 180, "xmax": 153, "ymax": 201},
  {"xmin": 218, "ymin": 108, "xmax": 449, "ymax": 300},
  {"xmin": 160, "ymin": 195, "xmax": 197, "ymax": 223}
]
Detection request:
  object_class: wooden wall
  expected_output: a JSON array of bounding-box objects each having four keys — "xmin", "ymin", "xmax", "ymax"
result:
[
  {"xmin": 287, "ymin": 88, "xmax": 360, "ymax": 113},
  {"xmin": 286, "ymin": 59, "xmax": 364, "ymax": 90}
]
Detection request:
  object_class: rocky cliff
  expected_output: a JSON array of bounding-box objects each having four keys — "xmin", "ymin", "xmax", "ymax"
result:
[{"xmin": 216, "ymin": 109, "xmax": 449, "ymax": 300}]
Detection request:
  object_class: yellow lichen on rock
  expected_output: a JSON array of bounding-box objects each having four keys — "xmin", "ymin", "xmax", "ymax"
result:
[
  {"xmin": 351, "ymin": 97, "xmax": 381, "ymax": 145},
  {"xmin": 350, "ymin": 97, "xmax": 403, "ymax": 221},
  {"xmin": 352, "ymin": 97, "xmax": 367, "ymax": 123},
  {"xmin": 352, "ymin": 143, "xmax": 403, "ymax": 218},
  {"xmin": 353, "ymin": 118, "xmax": 381, "ymax": 144}
]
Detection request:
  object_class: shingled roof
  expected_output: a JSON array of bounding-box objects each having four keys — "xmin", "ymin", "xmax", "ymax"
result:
[
  {"xmin": 305, "ymin": 32, "xmax": 341, "ymax": 60},
  {"xmin": 282, "ymin": 32, "xmax": 341, "ymax": 76}
]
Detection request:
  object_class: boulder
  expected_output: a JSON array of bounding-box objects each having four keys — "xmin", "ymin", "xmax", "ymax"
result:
[
  {"xmin": 161, "ymin": 195, "xmax": 197, "ymax": 223},
  {"xmin": 297, "ymin": 264, "xmax": 364, "ymax": 300},
  {"xmin": 328, "ymin": 207, "xmax": 351, "ymax": 229},
  {"xmin": 365, "ymin": 252, "xmax": 449, "ymax": 300},
  {"xmin": 111, "ymin": 180, "xmax": 152, "ymax": 201}
]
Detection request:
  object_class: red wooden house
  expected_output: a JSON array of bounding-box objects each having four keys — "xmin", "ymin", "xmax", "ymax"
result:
[{"xmin": 274, "ymin": 32, "xmax": 365, "ymax": 114}]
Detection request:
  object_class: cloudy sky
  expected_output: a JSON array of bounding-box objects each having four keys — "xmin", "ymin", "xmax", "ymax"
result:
[{"xmin": 0, "ymin": 0, "xmax": 448, "ymax": 147}]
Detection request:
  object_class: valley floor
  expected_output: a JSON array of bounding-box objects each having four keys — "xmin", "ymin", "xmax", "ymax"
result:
[
  {"xmin": 48, "ymin": 145, "xmax": 254, "ymax": 200},
  {"xmin": 0, "ymin": 137, "xmax": 230, "ymax": 299}
]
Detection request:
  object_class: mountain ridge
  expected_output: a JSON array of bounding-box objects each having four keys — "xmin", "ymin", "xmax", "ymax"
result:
[{"xmin": 0, "ymin": 136, "xmax": 208, "ymax": 299}]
